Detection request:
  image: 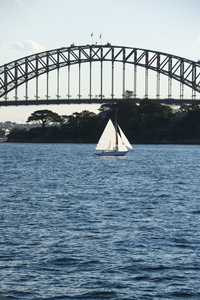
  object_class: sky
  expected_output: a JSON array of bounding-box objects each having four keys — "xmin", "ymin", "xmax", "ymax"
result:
[{"xmin": 0, "ymin": 0, "xmax": 200, "ymax": 122}]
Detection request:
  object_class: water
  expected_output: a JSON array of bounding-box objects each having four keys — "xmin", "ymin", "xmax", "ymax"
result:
[{"xmin": 0, "ymin": 143, "xmax": 200, "ymax": 300}]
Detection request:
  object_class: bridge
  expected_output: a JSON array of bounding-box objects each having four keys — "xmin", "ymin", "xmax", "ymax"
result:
[{"xmin": 0, "ymin": 44, "xmax": 200, "ymax": 107}]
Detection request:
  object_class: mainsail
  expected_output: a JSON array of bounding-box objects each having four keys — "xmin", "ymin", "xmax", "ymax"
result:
[{"xmin": 95, "ymin": 119, "xmax": 116, "ymax": 151}]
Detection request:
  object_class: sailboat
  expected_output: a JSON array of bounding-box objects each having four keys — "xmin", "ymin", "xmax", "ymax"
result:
[{"xmin": 94, "ymin": 113, "xmax": 133, "ymax": 156}]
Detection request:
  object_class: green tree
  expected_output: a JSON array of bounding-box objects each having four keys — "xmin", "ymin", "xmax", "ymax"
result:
[
  {"xmin": 124, "ymin": 90, "xmax": 133, "ymax": 99},
  {"xmin": 60, "ymin": 115, "xmax": 71, "ymax": 125},
  {"xmin": 72, "ymin": 110, "xmax": 101, "ymax": 140},
  {"xmin": 27, "ymin": 110, "xmax": 62, "ymax": 127},
  {"xmin": 179, "ymin": 103, "xmax": 200, "ymax": 112},
  {"xmin": 139, "ymin": 99, "xmax": 172, "ymax": 127}
]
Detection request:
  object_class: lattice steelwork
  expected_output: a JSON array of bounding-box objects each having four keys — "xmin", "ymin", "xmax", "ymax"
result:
[{"xmin": 0, "ymin": 44, "xmax": 200, "ymax": 106}]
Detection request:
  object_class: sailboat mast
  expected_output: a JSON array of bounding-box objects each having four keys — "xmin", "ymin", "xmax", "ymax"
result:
[{"xmin": 115, "ymin": 108, "xmax": 118, "ymax": 150}]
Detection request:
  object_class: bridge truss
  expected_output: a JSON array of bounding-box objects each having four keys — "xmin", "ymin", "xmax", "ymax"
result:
[{"xmin": 0, "ymin": 44, "xmax": 200, "ymax": 106}]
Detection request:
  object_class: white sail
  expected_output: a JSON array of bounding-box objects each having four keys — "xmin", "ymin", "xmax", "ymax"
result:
[
  {"xmin": 118, "ymin": 125, "xmax": 133, "ymax": 150},
  {"xmin": 117, "ymin": 133, "xmax": 128, "ymax": 151},
  {"xmin": 95, "ymin": 119, "xmax": 116, "ymax": 150},
  {"xmin": 95, "ymin": 118, "xmax": 131, "ymax": 156}
]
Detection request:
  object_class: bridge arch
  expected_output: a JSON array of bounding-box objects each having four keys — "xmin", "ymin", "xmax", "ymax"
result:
[{"xmin": 0, "ymin": 44, "xmax": 200, "ymax": 104}]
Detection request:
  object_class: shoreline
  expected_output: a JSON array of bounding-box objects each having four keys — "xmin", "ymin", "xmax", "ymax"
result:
[{"xmin": 4, "ymin": 139, "xmax": 200, "ymax": 145}]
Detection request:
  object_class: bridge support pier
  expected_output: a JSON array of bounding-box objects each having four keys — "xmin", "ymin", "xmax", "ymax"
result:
[
  {"xmin": 89, "ymin": 61, "xmax": 92, "ymax": 99},
  {"xmin": 56, "ymin": 52, "xmax": 60, "ymax": 100},
  {"xmin": 145, "ymin": 68, "xmax": 148, "ymax": 98},
  {"xmin": 46, "ymin": 71, "xmax": 49, "ymax": 100},
  {"xmin": 25, "ymin": 81, "xmax": 28, "ymax": 101},
  {"xmin": 14, "ymin": 63, "xmax": 18, "ymax": 101},
  {"xmin": 67, "ymin": 65, "xmax": 70, "ymax": 99},
  {"xmin": 134, "ymin": 65, "xmax": 137, "ymax": 98},
  {"xmin": 192, "ymin": 89, "xmax": 196, "ymax": 100},
  {"xmin": 100, "ymin": 61, "xmax": 103, "ymax": 99},
  {"xmin": 111, "ymin": 61, "xmax": 114, "ymax": 99},
  {"xmin": 180, "ymin": 82, "xmax": 184, "ymax": 100},
  {"xmin": 78, "ymin": 62, "xmax": 81, "ymax": 99},
  {"xmin": 123, "ymin": 62, "xmax": 125, "ymax": 97},
  {"xmin": 35, "ymin": 76, "xmax": 39, "ymax": 100},
  {"xmin": 168, "ymin": 77, "xmax": 172, "ymax": 98},
  {"xmin": 168, "ymin": 57, "xmax": 172, "ymax": 98},
  {"xmin": 156, "ymin": 72, "xmax": 160, "ymax": 99}
]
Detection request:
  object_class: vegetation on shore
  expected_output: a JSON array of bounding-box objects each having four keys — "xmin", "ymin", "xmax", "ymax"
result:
[{"xmin": 6, "ymin": 99, "xmax": 200, "ymax": 144}]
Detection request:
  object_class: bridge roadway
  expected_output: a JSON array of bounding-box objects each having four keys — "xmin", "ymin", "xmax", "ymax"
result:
[{"xmin": 0, "ymin": 98, "xmax": 199, "ymax": 107}]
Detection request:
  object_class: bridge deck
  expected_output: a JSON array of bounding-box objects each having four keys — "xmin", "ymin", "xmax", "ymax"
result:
[{"xmin": 0, "ymin": 98, "xmax": 199, "ymax": 107}]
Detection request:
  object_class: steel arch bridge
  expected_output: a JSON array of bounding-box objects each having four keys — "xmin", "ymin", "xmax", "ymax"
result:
[{"xmin": 1, "ymin": 44, "xmax": 200, "ymax": 106}]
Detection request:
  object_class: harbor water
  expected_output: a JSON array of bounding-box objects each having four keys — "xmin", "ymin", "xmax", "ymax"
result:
[{"xmin": 0, "ymin": 143, "xmax": 200, "ymax": 299}]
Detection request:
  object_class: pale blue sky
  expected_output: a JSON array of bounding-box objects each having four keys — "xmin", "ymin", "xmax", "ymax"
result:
[{"xmin": 0, "ymin": 0, "xmax": 200, "ymax": 122}]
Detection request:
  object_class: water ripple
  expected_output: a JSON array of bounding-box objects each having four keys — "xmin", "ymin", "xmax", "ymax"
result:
[{"xmin": 0, "ymin": 144, "xmax": 200, "ymax": 299}]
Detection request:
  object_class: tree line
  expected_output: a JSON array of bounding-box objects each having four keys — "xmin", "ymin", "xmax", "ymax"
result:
[{"xmin": 6, "ymin": 98, "xmax": 200, "ymax": 144}]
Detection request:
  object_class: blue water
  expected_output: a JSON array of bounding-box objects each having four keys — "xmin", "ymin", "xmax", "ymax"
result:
[{"xmin": 0, "ymin": 143, "xmax": 200, "ymax": 300}]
